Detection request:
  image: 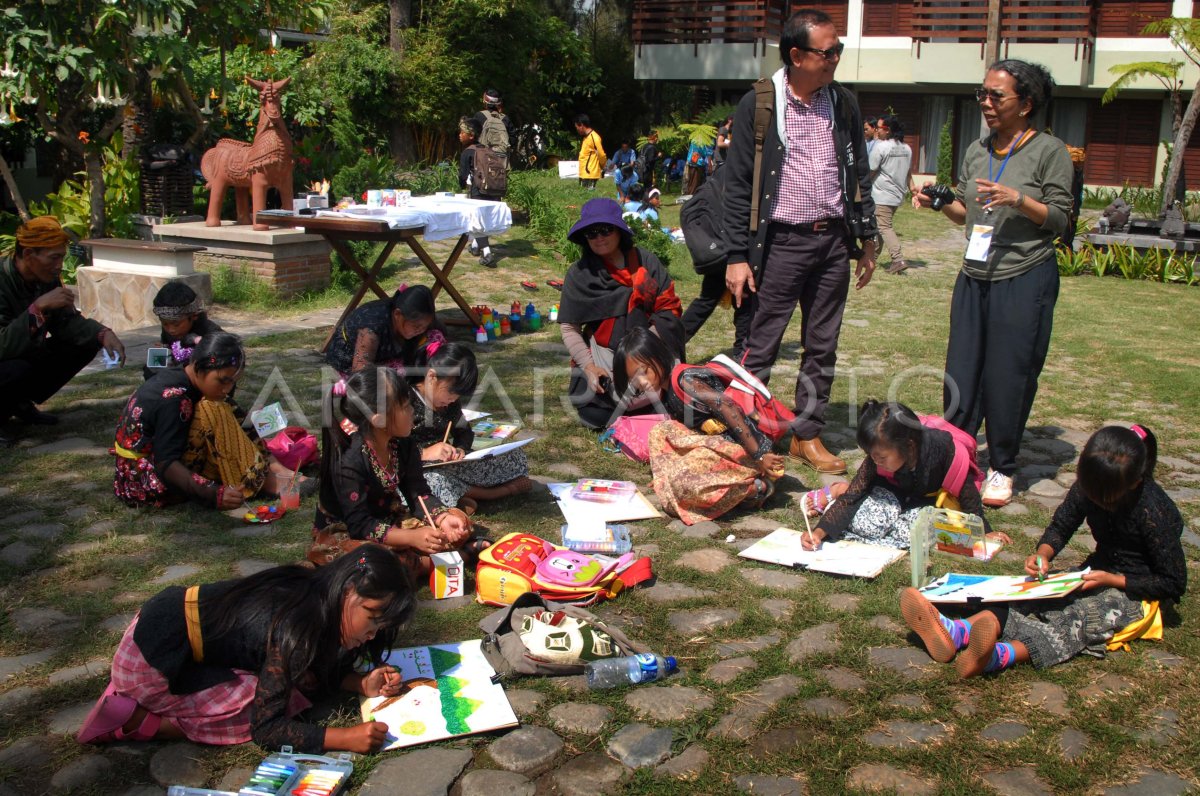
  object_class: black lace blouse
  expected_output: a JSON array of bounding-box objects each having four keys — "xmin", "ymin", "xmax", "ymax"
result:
[{"xmin": 668, "ymin": 367, "xmax": 772, "ymax": 460}]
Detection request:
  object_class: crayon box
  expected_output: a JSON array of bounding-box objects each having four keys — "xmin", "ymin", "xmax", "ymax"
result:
[
  {"xmin": 429, "ymin": 550, "xmax": 465, "ymax": 599},
  {"xmin": 167, "ymin": 747, "xmax": 353, "ymax": 796}
]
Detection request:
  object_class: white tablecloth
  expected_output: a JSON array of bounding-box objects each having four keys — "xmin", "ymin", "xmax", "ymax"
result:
[{"xmin": 324, "ymin": 196, "xmax": 512, "ymax": 242}]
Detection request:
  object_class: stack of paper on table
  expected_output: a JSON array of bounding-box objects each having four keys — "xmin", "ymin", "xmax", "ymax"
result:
[
  {"xmin": 360, "ymin": 639, "xmax": 518, "ymax": 751},
  {"xmin": 423, "ymin": 436, "xmax": 535, "ymax": 468},
  {"xmin": 737, "ymin": 528, "xmax": 906, "ymax": 579},
  {"xmin": 918, "ymin": 569, "xmax": 1089, "ymax": 603}
]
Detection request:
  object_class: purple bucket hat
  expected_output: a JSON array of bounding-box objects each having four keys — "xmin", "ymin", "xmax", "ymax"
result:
[{"xmin": 567, "ymin": 198, "xmax": 634, "ymax": 246}]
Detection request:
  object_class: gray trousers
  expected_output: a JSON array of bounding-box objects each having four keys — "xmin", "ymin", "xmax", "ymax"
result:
[{"xmin": 742, "ymin": 223, "xmax": 850, "ymax": 439}]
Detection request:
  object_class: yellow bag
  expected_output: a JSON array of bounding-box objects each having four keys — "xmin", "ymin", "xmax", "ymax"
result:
[{"xmin": 1106, "ymin": 601, "xmax": 1162, "ymax": 652}]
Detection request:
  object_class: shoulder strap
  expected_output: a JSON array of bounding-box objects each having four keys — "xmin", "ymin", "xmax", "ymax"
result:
[
  {"xmin": 749, "ymin": 78, "xmax": 775, "ymax": 234},
  {"xmin": 184, "ymin": 585, "xmax": 204, "ymax": 663}
]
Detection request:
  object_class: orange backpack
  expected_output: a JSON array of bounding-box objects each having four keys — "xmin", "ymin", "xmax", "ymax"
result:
[{"xmin": 475, "ymin": 532, "xmax": 654, "ymax": 607}]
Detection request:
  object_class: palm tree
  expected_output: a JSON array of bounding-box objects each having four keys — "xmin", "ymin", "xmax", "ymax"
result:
[{"xmin": 1105, "ymin": 17, "xmax": 1200, "ymax": 217}]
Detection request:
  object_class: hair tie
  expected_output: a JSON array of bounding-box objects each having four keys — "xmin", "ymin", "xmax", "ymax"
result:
[
  {"xmin": 356, "ymin": 554, "xmax": 368, "ymax": 571},
  {"xmin": 1130, "ymin": 424, "xmax": 1147, "ymax": 440},
  {"xmin": 397, "ymin": 283, "xmax": 408, "ymax": 293},
  {"xmin": 170, "ymin": 341, "xmax": 194, "ymax": 363},
  {"xmin": 425, "ymin": 339, "xmax": 443, "ymax": 358}
]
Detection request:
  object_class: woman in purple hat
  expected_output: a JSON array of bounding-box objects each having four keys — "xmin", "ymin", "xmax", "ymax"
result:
[{"xmin": 558, "ymin": 198, "xmax": 685, "ymax": 429}]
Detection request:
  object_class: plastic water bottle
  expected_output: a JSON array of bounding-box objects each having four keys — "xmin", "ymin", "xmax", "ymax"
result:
[
  {"xmin": 585, "ymin": 653, "xmax": 677, "ymax": 690},
  {"xmin": 909, "ymin": 506, "xmax": 937, "ymax": 588}
]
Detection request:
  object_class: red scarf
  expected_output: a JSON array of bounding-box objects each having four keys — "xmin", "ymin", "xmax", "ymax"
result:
[{"xmin": 592, "ymin": 250, "xmax": 682, "ymax": 348}]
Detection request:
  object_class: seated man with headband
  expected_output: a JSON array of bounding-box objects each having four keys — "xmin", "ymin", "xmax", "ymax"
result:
[{"xmin": 0, "ymin": 216, "xmax": 125, "ymax": 445}]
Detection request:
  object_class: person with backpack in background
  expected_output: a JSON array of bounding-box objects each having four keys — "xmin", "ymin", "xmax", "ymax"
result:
[
  {"xmin": 575, "ymin": 114, "xmax": 606, "ymax": 189},
  {"xmin": 472, "ymin": 88, "xmax": 514, "ymax": 160},
  {"xmin": 799, "ymin": 400, "xmax": 1010, "ymax": 551},
  {"xmin": 458, "ymin": 117, "xmax": 505, "ymax": 268},
  {"xmin": 684, "ymin": 137, "xmax": 713, "ymax": 196},
  {"xmin": 638, "ymin": 131, "xmax": 660, "ymax": 189}
]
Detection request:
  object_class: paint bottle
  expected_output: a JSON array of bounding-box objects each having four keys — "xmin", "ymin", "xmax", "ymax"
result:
[
  {"xmin": 510, "ymin": 300, "xmax": 522, "ymax": 316},
  {"xmin": 549, "ymin": 304, "xmax": 559, "ymax": 322},
  {"xmin": 485, "ymin": 321, "xmax": 497, "ymax": 341},
  {"xmin": 509, "ymin": 309, "xmax": 522, "ymax": 332},
  {"xmin": 525, "ymin": 301, "xmax": 536, "ymax": 319},
  {"xmin": 529, "ymin": 310, "xmax": 542, "ymax": 331},
  {"xmin": 475, "ymin": 326, "xmax": 488, "ymax": 344},
  {"xmin": 500, "ymin": 315, "xmax": 511, "ymax": 336}
]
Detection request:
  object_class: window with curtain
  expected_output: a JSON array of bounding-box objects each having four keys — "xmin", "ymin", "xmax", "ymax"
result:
[{"xmin": 919, "ymin": 95, "xmax": 954, "ymax": 173}]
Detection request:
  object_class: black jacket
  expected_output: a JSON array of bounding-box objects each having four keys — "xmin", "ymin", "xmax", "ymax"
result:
[{"xmin": 722, "ymin": 71, "xmax": 877, "ymax": 276}]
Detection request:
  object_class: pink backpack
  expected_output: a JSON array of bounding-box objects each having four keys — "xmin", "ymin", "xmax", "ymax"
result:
[
  {"xmin": 605, "ymin": 414, "xmax": 669, "ymax": 463},
  {"xmin": 878, "ymin": 415, "xmax": 983, "ymax": 497}
]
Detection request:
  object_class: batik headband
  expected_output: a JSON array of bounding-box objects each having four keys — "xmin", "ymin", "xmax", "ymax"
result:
[{"xmin": 153, "ymin": 298, "xmax": 203, "ymax": 320}]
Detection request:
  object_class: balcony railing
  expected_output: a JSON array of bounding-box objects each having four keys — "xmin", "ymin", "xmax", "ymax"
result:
[{"xmin": 632, "ymin": 0, "xmax": 788, "ymax": 56}]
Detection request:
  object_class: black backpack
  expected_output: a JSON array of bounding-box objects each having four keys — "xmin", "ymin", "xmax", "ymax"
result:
[{"xmin": 680, "ymin": 174, "xmax": 729, "ymax": 275}]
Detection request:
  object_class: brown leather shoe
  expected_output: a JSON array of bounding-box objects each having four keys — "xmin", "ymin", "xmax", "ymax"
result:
[{"xmin": 788, "ymin": 436, "xmax": 847, "ymax": 475}]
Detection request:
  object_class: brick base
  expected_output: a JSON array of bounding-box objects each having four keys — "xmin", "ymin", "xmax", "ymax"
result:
[{"xmin": 193, "ymin": 252, "xmax": 331, "ymax": 296}]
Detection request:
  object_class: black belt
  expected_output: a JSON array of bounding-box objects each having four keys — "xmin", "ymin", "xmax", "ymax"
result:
[{"xmin": 774, "ymin": 218, "xmax": 843, "ymax": 234}]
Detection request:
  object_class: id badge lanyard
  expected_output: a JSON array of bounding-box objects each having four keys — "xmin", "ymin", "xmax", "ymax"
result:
[{"xmin": 967, "ymin": 130, "xmax": 1029, "ymax": 262}]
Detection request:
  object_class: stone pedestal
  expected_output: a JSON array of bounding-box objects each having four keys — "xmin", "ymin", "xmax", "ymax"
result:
[
  {"xmin": 78, "ymin": 269, "xmax": 212, "ymax": 333},
  {"xmin": 151, "ymin": 221, "xmax": 331, "ymax": 296}
]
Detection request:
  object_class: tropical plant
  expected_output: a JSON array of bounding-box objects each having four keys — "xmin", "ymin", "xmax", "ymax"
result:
[
  {"xmin": 678, "ymin": 123, "xmax": 718, "ymax": 148},
  {"xmin": 937, "ymin": 114, "xmax": 954, "ymax": 185}
]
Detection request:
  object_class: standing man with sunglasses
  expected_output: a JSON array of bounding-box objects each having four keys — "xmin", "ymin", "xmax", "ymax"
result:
[{"xmin": 722, "ymin": 8, "xmax": 877, "ymax": 475}]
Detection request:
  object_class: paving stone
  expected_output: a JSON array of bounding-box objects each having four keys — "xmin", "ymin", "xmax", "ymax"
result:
[
  {"xmin": 1056, "ymin": 471, "xmax": 1077, "ymax": 488},
  {"xmin": 1134, "ymin": 708, "xmax": 1179, "ymax": 746},
  {"xmin": 668, "ymin": 519, "xmax": 721, "ymax": 539},
  {"xmin": 708, "ymin": 675, "xmax": 801, "ymax": 741},
  {"xmin": 1025, "ymin": 682, "xmax": 1069, "ymax": 717},
  {"xmin": 62, "ymin": 575, "xmax": 117, "ymax": 595},
  {"xmin": 981, "ymin": 767, "xmax": 1052, "ymax": 795},
  {"xmin": 15, "ymin": 523, "xmax": 66, "ymax": 541},
  {"xmin": 731, "ymin": 515, "xmax": 781, "ymax": 534},
  {"xmin": 1079, "ymin": 672, "xmax": 1135, "ymax": 700},
  {"xmin": 1145, "ymin": 648, "xmax": 1186, "ymax": 668},
  {"xmin": 706, "ymin": 656, "xmax": 757, "ymax": 684},
  {"xmin": 733, "ymin": 774, "xmax": 807, "ymax": 795},
  {"xmin": 1058, "ymin": 727, "xmax": 1088, "ymax": 761},
  {"xmin": 0, "ymin": 648, "xmax": 58, "ymax": 680},
  {"xmin": 846, "ymin": 763, "xmax": 936, "ymax": 795},
  {"xmin": 997, "ymin": 501, "xmax": 1030, "ymax": 516},
  {"xmin": 669, "ymin": 608, "xmax": 741, "ymax": 635},
  {"xmin": 625, "ymin": 685, "xmax": 713, "ymax": 722},
  {"xmin": 868, "ymin": 615, "xmax": 903, "ymax": 634},
  {"xmin": 101, "ymin": 613, "xmax": 137, "ymax": 634},
  {"xmin": 655, "ymin": 743, "xmax": 709, "ymax": 780},
  {"xmin": 149, "ymin": 743, "xmax": 208, "ymax": 787},
  {"xmin": 748, "ymin": 726, "xmax": 805, "ymax": 758},
  {"xmin": 216, "ymin": 766, "xmax": 255, "ymax": 790},
  {"xmin": 0, "ymin": 734, "xmax": 54, "ymax": 768},
  {"xmin": 550, "ymin": 674, "xmax": 589, "ymax": 694},
  {"xmin": 548, "ymin": 752, "xmax": 626, "ymax": 796},
  {"xmin": 1101, "ymin": 768, "xmax": 1194, "ymax": 795},
  {"xmin": 824, "ymin": 593, "xmax": 860, "ymax": 613},
  {"xmin": 801, "ymin": 696, "xmax": 851, "ymax": 717},
  {"xmin": 151, "ymin": 564, "xmax": 201, "ymax": 585},
  {"xmin": 488, "ymin": 725, "xmax": 563, "ymax": 776},
  {"xmin": 0, "ymin": 541, "xmax": 38, "ymax": 568},
  {"xmin": 786, "ymin": 623, "xmax": 839, "ymax": 664},
  {"xmin": 641, "ymin": 582, "xmax": 716, "ymax": 603},
  {"xmin": 233, "ymin": 558, "xmax": 277, "ymax": 578},
  {"xmin": 546, "ymin": 462, "xmax": 583, "ymax": 477},
  {"xmin": 864, "ymin": 720, "xmax": 948, "ymax": 749},
  {"xmin": 548, "ymin": 702, "xmax": 612, "ymax": 734},
  {"xmin": 815, "ymin": 667, "xmax": 866, "ymax": 692},
  {"xmin": 954, "ymin": 695, "xmax": 979, "ymax": 717},
  {"xmin": 607, "ymin": 722, "xmax": 673, "ymax": 769},
  {"xmin": 64, "ymin": 505, "xmax": 93, "ymax": 520},
  {"xmin": 458, "ymin": 769, "xmax": 535, "ymax": 796},
  {"xmin": 761, "ymin": 599, "xmax": 794, "ymax": 621},
  {"xmin": 867, "ymin": 647, "xmax": 937, "ymax": 681},
  {"xmin": 886, "ymin": 694, "xmax": 929, "ymax": 711},
  {"xmin": 715, "ymin": 635, "xmax": 780, "ymax": 658},
  {"xmin": 504, "ymin": 688, "xmax": 546, "ymax": 718},
  {"xmin": 980, "ymin": 720, "xmax": 1030, "ymax": 742},
  {"xmin": 1028, "ymin": 494, "xmax": 1065, "ymax": 511},
  {"xmin": 57, "ymin": 540, "xmax": 103, "ymax": 557},
  {"xmin": 10, "ymin": 607, "xmax": 79, "ymax": 637},
  {"xmin": 29, "ymin": 437, "xmax": 109, "ymax": 456},
  {"xmin": 741, "ymin": 567, "xmax": 808, "ymax": 591},
  {"xmin": 358, "ymin": 748, "xmax": 473, "ymax": 796},
  {"xmin": 675, "ymin": 548, "xmax": 735, "ymax": 574},
  {"xmin": 232, "ymin": 525, "xmax": 275, "ymax": 539},
  {"xmin": 416, "ymin": 595, "xmax": 475, "ymax": 613},
  {"xmin": 0, "ymin": 510, "xmax": 42, "ymax": 527},
  {"xmin": 50, "ymin": 755, "xmax": 113, "ymax": 793},
  {"xmin": 48, "ymin": 658, "xmax": 110, "ymax": 686},
  {"xmin": 0, "ymin": 685, "xmax": 39, "ymax": 712},
  {"xmin": 1165, "ymin": 487, "xmax": 1200, "ymax": 503},
  {"xmin": 1028, "ymin": 478, "xmax": 1068, "ymax": 498}
]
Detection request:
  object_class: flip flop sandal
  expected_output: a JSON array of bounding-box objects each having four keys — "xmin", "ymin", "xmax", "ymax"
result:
[
  {"xmin": 76, "ymin": 682, "xmax": 138, "ymax": 744},
  {"xmin": 456, "ymin": 497, "xmax": 478, "ymax": 517},
  {"xmin": 547, "ymin": 279, "xmax": 564, "ymax": 289},
  {"xmin": 521, "ymin": 281, "xmax": 538, "ymax": 290}
]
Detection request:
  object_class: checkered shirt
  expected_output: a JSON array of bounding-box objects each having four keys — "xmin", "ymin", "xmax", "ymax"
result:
[{"xmin": 770, "ymin": 84, "xmax": 844, "ymax": 225}]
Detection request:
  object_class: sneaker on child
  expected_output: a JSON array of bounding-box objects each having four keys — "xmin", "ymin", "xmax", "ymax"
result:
[{"xmin": 981, "ymin": 469, "xmax": 1013, "ymax": 507}]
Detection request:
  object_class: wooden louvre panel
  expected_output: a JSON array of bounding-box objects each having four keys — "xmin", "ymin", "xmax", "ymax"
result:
[
  {"xmin": 1093, "ymin": 0, "xmax": 1172, "ymax": 37},
  {"xmin": 860, "ymin": 0, "xmax": 913, "ymax": 37},
  {"xmin": 1083, "ymin": 98, "xmax": 1159, "ymax": 186},
  {"xmin": 794, "ymin": 0, "xmax": 849, "ymax": 35}
]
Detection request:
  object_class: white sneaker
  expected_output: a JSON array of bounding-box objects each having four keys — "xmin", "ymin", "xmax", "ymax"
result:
[{"xmin": 981, "ymin": 469, "xmax": 1013, "ymax": 507}]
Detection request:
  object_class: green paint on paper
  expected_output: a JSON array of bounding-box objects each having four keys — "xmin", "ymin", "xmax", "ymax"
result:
[
  {"xmin": 429, "ymin": 645, "xmax": 464, "ymax": 677},
  {"xmin": 437, "ymin": 676, "xmax": 483, "ymax": 735}
]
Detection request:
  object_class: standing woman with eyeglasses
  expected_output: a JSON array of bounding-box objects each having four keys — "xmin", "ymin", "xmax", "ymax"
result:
[
  {"xmin": 558, "ymin": 197, "xmax": 685, "ymax": 429},
  {"xmin": 914, "ymin": 59, "xmax": 1074, "ymax": 508}
]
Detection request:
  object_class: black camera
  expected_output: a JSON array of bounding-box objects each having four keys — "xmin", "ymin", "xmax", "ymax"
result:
[{"xmin": 922, "ymin": 184, "xmax": 955, "ymax": 211}]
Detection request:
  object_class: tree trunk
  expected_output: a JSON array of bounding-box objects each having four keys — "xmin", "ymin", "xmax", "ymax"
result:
[
  {"xmin": 1160, "ymin": 79, "xmax": 1200, "ymax": 217},
  {"xmin": 0, "ymin": 151, "xmax": 30, "ymax": 222},
  {"xmin": 84, "ymin": 149, "xmax": 106, "ymax": 237},
  {"xmin": 389, "ymin": 0, "xmax": 410, "ymax": 54}
]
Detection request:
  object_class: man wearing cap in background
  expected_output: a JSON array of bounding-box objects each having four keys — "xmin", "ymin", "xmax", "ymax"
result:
[{"xmin": 0, "ymin": 216, "xmax": 125, "ymax": 445}]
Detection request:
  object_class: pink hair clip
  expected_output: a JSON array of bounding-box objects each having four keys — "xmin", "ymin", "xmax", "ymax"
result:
[
  {"xmin": 1130, "ymin": 424, "xmax": 1147, "ymax": 440},
  {"xmin": 333, "ymin": 378, "xmax": 347, "ymax": 396}
]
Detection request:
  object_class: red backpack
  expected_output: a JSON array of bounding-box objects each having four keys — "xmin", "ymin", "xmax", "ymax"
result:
[
  {"xmin": 669, "ymin": 354, "xmax": 795, "ymax": 442},
  {"xmin": 878, "ymin": 415, "xmax": 984, "ymax": 499}
]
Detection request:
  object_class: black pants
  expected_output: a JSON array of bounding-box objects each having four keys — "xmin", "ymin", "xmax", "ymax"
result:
[
  {"xmin": 742, "ymin": 224, "xmax": 851, "ymax": 440},
  {"xmin": 0, "ymin": 339, "xmax": 101, "ymax": 420},
  {"xmin": 943, "ymin": 257, "xmax": 1059, "ymax": 476},
  {"xmin": 681, "ymin": 268, "xmax": 753, "ymax": 357}
]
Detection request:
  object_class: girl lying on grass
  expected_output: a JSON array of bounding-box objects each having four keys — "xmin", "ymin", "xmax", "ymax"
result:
[
  {"xmin": 78, "ymin": 545, "xmax": 415, "ymax": 753},
  {"xmin": 902, "ymin": 425, "xmax": 1186, "ymax": 677}
]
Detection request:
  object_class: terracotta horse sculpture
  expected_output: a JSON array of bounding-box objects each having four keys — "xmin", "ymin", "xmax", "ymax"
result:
[{"xmin": 201, "ymin": 77, "xmax": 293, "ymax": 231}]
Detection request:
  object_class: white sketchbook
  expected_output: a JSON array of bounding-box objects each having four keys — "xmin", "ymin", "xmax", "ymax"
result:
[
  {"xmin": 423, "ymin": 436, "xmax": 536, "ymax": 469},
  {"xmin": 738, "ymin": 528, "xmax": 906, "ymax": 579},
  {"xmin": 548, "ymin": 482, "xmax": 662, "ymax": 524}
]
